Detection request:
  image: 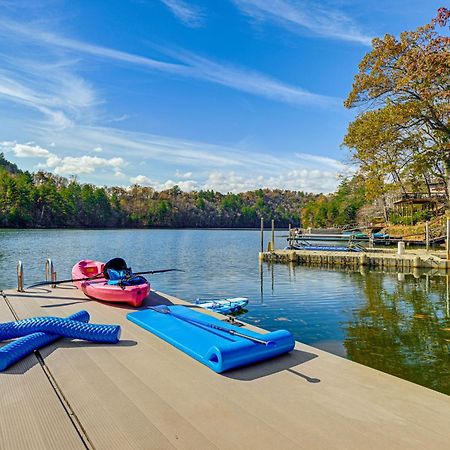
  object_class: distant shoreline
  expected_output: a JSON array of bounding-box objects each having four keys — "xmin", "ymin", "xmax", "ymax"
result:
[{"xmin": 0, "ymin": 227, "xmax": 289, "ymax": 231}]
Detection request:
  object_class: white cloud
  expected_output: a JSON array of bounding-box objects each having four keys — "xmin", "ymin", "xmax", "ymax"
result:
[
  {"xmin": 0, "ymin": 141, "xmax": 50, "ymax": 158},
  {"xmin": 203, "ymin": 169, "xmax": 339, "ymax": 193},
  {"xmin": 28, "ymin": 123, "xmax": 346, "ymax": 193},
  {"xmin": 232, "ymin": 0, "xmax": 372, "ymax": 46},
  {"xmin": 130, "ymin": 174, "xmax": 155, "ymax": 186},
  {"xmin": 2, "ymin": 131, "xmax": 345, "ymax": 193},
  {"xmin": 128, "ymin": 168, "xmax": 338, "ymax": 193},
  {"xmin": 1, "ymin": 140, "xmax": 128, "ymax": 177},
  {"xmin": 129, "ymin": 174, "xmax": 199, "ymax": 192},
  {"xmin": 45, "ymin": 154, "xmax": 62, "ymax": 167},
  {"xmin": 161, "ymin": 179, "xmax": 199, "ymax": 191},
  {"xmin": 51, "ymin": 155, "xmax": 126, "ymax": 175},
  {"xmin": 160, "ymin": 0, "xmax": 204, "ymax": 27},
  {"xmin": 175, "ymin": 169, "xmax": 193, "ymax": 179},
  {"xmin": 93, "ymin": 146, "xmax": 103, "ymax": 153}
]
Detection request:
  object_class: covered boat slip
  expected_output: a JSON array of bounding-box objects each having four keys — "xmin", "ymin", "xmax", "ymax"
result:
[{"xmin": 1, "ymin": 288, "xmax": 449, "ymax": 450}]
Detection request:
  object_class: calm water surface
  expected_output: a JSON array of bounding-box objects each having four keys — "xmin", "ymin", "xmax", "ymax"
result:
[{"xmin": 1, "ymin": 229, "xmax": 449, "ymax": 394}]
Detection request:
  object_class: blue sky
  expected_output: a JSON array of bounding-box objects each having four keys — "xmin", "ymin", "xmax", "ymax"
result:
[{"xmin": 0, "ymin": 0, "xmax": 440, "ymax": 193}]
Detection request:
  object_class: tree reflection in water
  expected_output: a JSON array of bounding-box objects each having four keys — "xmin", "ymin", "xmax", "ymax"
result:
[{"xmin": 344, "ymin": 272, "xmax": 450, "ymax": 395}]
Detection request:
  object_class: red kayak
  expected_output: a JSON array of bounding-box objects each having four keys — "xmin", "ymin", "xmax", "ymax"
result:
[{"xmin": 72, "ymin": 259, "xmax": 150, "ymax": 307}]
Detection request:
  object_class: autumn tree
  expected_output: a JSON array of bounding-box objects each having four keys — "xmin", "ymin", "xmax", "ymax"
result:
[{"xmin": 343, "ymin": 8, "xmax": 450, "ymax": 202}]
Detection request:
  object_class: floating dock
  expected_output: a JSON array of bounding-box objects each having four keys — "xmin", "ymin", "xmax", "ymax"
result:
[
  {"xmin": 1, "ymin": 286, "xmax": 449, "ymax": 449},
  {"xmin": 260, "ymin": 248, "xmax": 450, "ymax": 270}
]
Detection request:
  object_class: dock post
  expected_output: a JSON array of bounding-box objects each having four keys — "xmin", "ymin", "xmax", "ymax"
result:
[
  {"xmin": 17, "ymin": 261, "xmax": 24, "ymax": 292},
  {"xmin": 446, "ymin": 275, "xmax": 450, "ymax": 318},
  {"xmin": 447, "ymin": 218, "xmax": 450, "ymax": 260},
  {"xmin": 271, "ymin": 219, "xmax": 275, "ymax": 251},
  {"xmin": 45, "ymin": 258, "xmax": 57, "ymax": 288},
  {"xmin": 359, "ymin": 253, "xmax": 368, "ymax": 266},
  {"xmin": 288, "ymin": 223, "xmax": 292, "ymax": 248},
  {"xmin": 260, "ymin": 217, "xmax": 264, "ymax": 253},
  {"xmin": 425, "ymin": 221, "xmax": 429, "ymax": 252}
]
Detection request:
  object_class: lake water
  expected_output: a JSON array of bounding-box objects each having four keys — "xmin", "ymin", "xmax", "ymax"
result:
[{"xmin": 1, "ymin": 228, "xmax": 449, "ymax": 395}]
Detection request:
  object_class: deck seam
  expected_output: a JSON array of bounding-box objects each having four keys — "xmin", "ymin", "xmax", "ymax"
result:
[{"xmin": 0, "ymin": 290, "xmax": 93, "ymax": 450}]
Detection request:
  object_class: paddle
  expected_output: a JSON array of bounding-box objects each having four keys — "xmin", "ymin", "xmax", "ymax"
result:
[
  {"xmin": 150, "ymin": 305, "xmax": 275, "ymax": 347},
  {"xmin": 27, "ymin": 269, "xmax": 183, "ymax": 289}
]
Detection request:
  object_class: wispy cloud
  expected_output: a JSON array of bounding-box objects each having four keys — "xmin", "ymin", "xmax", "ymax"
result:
[
  {"xmin": 24, "ymin": 123, "xmax": 345, "ymax": 193},
  {"xmin": 160, "ymin": 0, "xmax": 205, "ymax": 27},
  {"xmin": 0, "ymin": 18, "xmax": 337, "ymax": 107},
  {"xmin": 0, "ymin": 47, "xmax": 98, "ymax": 128},
  {"xmin": 232, "ymin": 0, "xmax": 372, "ymax": 46},
  {"xmin": 161, "ymin": 47, "xmax": 338, "ymax": 106},
  {"xmin": 0, "ymin": 13, "xmax": 346, "ymax": 193}
]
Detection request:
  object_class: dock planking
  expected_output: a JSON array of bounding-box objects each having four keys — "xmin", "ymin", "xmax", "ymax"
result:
[
  {"xmin": 1, "ymin": 286, "xmax": 449, "ymax": 449},
  {"xmin": 0, "ymin": 293, "xmax": 85, "ymax": 450}
]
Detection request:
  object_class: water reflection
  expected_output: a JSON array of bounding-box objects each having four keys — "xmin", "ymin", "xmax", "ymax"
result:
[
  {"xmin": 344, "ymin": 272, "xmax": 449, "ymax": 394},
  {"xmin": 261, "ymin": 261, "xmax": 450, "ymax": 395}
]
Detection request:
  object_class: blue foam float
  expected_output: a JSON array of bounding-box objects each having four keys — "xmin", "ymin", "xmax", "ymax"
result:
[
  {"xmin": 127, "ymin": 305, "xmax": 295, "ymax": 373},
  {"xmin": 0, "ymin": 311, "xmax": 89, "ymax": 372},
  {"xmin": 0, "ymin": 314, "xmax": 121, "ymax": 343}
]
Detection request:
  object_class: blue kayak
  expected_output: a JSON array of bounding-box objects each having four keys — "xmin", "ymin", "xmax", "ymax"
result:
[{"xmin": 195, "ymin": 297, "xmax": 248, "ymax": 314}]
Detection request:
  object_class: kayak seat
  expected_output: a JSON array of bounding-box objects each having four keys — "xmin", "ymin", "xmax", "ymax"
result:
[
  {"xmin": 106, "ymin": 269, "xmax": 148, "ymax": 287},
  {"xmin": 78, "ymin": 260, "xmax": 104, "ymax": 277},
  {"xmin": 103, "ymin": 258, "xmax": 129, "ymax": 279}
]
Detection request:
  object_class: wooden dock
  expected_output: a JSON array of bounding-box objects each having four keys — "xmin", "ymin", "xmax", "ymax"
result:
[
  {"xmin": 260, "ymin": 248, "xmax": 450, "ymax": 270},
  {"xmin": 1, "ymin": 286, "xmax": 449, "ymax": 449}
]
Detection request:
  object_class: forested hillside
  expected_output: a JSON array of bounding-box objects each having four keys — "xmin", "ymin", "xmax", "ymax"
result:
[
  {"xmin": 301, "ymin": 177, "xmax": 366, "ymax": 228},
  {"xmin": 0, "ymin": 154, "xmax": 315, "ymax": 228}
]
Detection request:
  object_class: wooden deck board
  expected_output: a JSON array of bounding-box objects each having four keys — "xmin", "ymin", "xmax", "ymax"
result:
[
  {"xmin": 1, "ymin": 286, "xmax": 450, "ymax": 449},
  {"xmin": 0, "ymin": 294, "xmax": 86, "ymax": 450}
]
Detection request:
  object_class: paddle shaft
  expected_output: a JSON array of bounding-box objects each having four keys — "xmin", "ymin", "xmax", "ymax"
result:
[
  {"xmin": 27, "ymin": 268, "xmax": 183, "ymax": 289},
  {"xmin": 152, "ymin": 307, "xmax": 273, "ymax": 346}
]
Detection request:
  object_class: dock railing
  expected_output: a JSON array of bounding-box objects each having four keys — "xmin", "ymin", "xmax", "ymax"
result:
[
  {"xmin": 17, "ymin": 261, "xmax": 24, "ymax": 292},
  {"xmin": 45, "ymin": 258, "xmax": 57, "ymax": 288}
]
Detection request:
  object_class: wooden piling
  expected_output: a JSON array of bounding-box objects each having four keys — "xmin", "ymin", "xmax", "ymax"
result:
[
  {"xmin": 271, "ymin": 219, "xmax": 275, "ymax": 251},
  {"xmin": 425, "ymin": 221, "xmax": 429, "ymax": 252},
  {"xmin": 260, "ymin": 217, "xmax": 264, "ymax": 253},
  {"xmin": 447, "ymin": 218, "xmax": 450, "ymax": 260}
]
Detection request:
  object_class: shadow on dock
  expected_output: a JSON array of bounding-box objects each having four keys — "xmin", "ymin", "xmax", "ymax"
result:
[
  {"xmin": 225, "ymin": 348, "xmax": 320, "ymax": 382},
  {"xmin": 4, "ymin": 339, "xmax": 138, "ymax": 375}
]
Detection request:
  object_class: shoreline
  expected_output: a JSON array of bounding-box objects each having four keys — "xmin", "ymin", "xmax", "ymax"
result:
[{"xmin": 0, "ymin": 226, "xmax": 290, "ymax": 231}]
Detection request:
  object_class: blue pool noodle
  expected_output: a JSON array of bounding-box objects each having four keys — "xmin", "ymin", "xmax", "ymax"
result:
[
  {"xmin": 0, "ymin": 314, "xmax": 121, "ymax": 344},
  {"xmin": 0, "ymin": 310, "xmax": 89, "ymax": 372}
]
